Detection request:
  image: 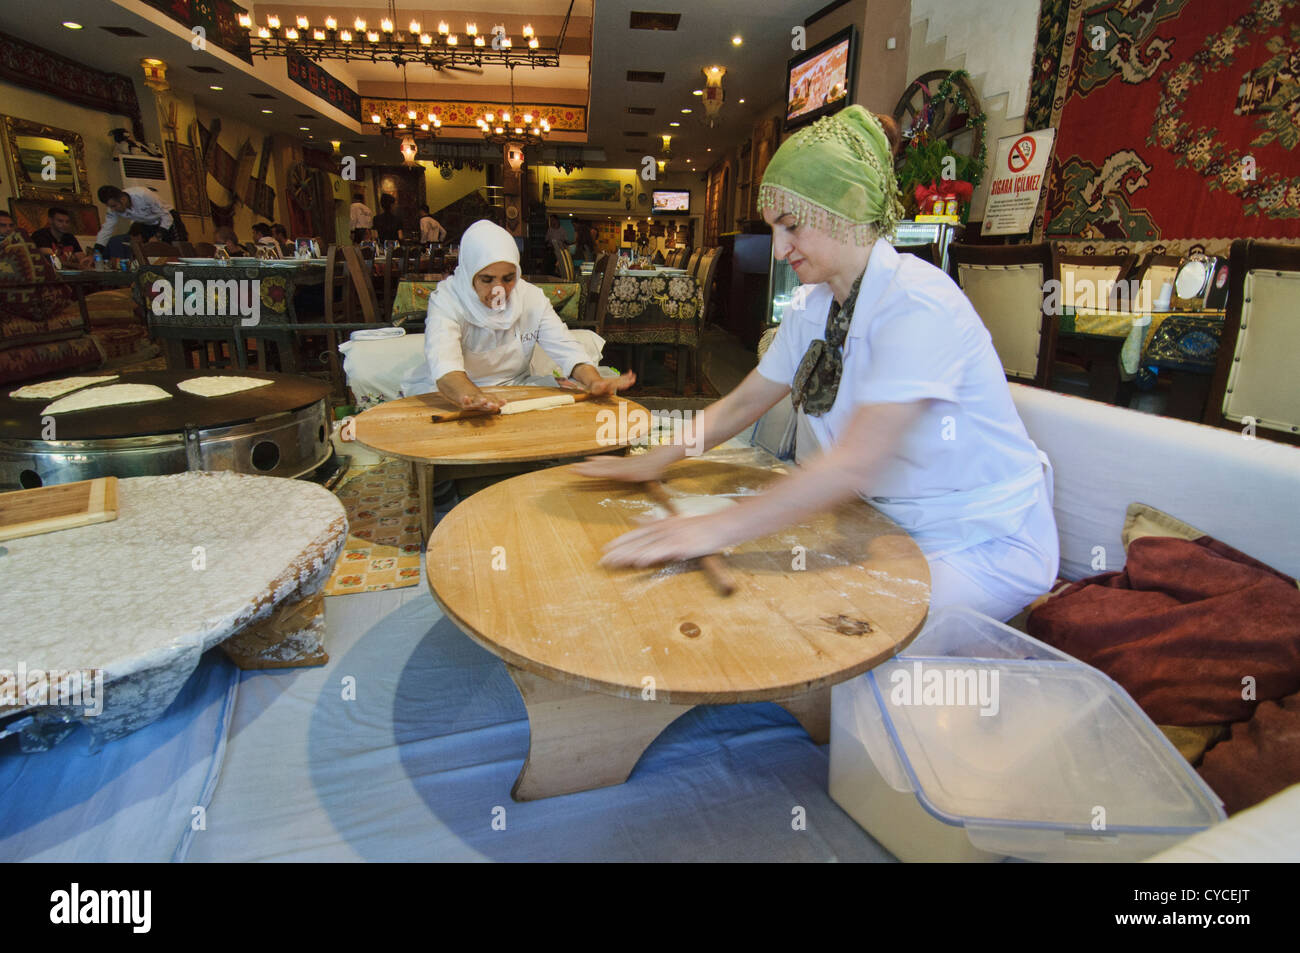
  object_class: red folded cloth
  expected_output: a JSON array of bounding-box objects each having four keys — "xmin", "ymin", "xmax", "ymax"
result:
[
  {"xmin": 1027, "ymin": 535, "xmax": 1300, "ymax": 726},
  {"xmin": 1197, "ymin": 692, "xmax": 1300, "ymax": 815}
]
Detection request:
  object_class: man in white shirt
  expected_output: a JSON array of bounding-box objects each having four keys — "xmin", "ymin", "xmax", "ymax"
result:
[
  {"xmin": 350, "ymin": 193, "xmax": 374, "ymax": 244},
  {"xmin": 418, "ymin": 205, "xmax": 446, "ymax": 243},
  {"xmin": 94, "ymin": 185, "xmax": 184, "ymax": 253}
]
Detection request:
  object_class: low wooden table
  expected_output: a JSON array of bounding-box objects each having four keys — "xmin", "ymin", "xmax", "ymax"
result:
[
  {"xmin": 353, "ymin": 386, "xmax": 650, "ymax": 541},
  {"xmin": 426, "ymin": 458, "xmax": 931, "ymax": 800},
  {"xmin": 0, "ymin": 471, "xmax": 347, "ymax": 750}
]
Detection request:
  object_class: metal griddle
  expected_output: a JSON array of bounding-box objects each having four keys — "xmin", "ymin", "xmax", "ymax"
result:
[{"xmin": 0, "ymin": 370, "xmax": 330, "ymax": 440}]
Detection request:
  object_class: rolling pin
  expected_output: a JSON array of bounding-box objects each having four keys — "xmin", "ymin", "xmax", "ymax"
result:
[
  {"xmin": 430, "ymin": 391, "xmax": 594, "ymax": 423},
  {"xmin": 644, "ymin": 480, "xmax": 737, "ymax": 597}
]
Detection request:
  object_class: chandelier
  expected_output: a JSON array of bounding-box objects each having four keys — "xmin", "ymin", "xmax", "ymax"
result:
[
  {"xmin": 236, "ymin": 0, "xmax": 570, "ymax": 71},
  {"xmin": 477, "ymin": 64, "xmax": 550, "ymax": 148},
  {"xmin": 371, "ymin": 64, "xmax": 441, "ymax": 139}
]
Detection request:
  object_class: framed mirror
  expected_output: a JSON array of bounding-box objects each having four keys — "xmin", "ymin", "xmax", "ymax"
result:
[{"xmin": 2, "ymin": 115, "xmax": 91, "ymax": 203}]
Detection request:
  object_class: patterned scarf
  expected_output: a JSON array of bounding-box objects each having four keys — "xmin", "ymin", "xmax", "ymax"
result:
[{"xmin": 791, "ymin": 269, "xmax": 865, "ymax": 416}]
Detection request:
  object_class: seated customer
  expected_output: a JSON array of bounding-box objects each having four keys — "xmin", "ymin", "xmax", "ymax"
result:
[
  {"xmin": 272, "ymin": 223, "xmax": 293, "ymax": 255},
  {"xmin": 32, "ymin": 207, "xmax": 93, "ymax": 268},
  {"xmin": 213, "ymin": 226, "xmax": 248, "ymax": 256},
  {"xmin": 250, "ymin": 223, "xmax": 280, "ymax": 253},
  {"xmin": 0, "ymin": 209, "xmax": 26, "ymax": 244}
]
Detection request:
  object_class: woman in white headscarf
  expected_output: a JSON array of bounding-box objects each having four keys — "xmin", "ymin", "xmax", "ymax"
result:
[{"xmin": 406, "ymin": 219, "xmax": 633, "ymax": 412}]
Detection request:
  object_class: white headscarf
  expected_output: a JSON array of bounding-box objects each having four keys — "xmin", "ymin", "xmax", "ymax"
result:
[{"xmin": 428, "ymin": 219, "xmax": 525, "ymax": 331}]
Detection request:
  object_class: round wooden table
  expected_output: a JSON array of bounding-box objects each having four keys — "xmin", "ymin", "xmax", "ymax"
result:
[
  {"xmin": 426, "ymin": 458, "xmax": 931, "ymax": 800},
  {"xmin": 0, "ymin": 471, "xmax": 347, "ymax": 749},
  {"xmin": 352, "ymin": 386, "xmax": 650, "ymax": 541}
]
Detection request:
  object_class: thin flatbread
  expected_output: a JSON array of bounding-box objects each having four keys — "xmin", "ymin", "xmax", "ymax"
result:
[
  {"xmin": 42, "ymin": 384, "xmax": 172, "ymax": 415},
  {"xmin": 177, "ymin": 376, "xmax": 275, "ymax": 398},
  {"xmin": 9, "ymin": 375, "xmax": 119, "ymax": 400},
  {"xmin": 499, "ymin": 395, "xmax": 575, "ymax": 415}
]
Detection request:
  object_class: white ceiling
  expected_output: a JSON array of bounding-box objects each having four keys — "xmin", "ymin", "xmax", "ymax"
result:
[{"xmin": 0, "ymin": 0, "xmax": 829, "ymax": 170}]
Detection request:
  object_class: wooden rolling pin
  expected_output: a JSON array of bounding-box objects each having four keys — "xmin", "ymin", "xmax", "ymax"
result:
[
  {"xmin": 644, "ymin": 480, "xmax": 736, "ymax": 597},
  {"xmin": 430, "ymin": 391, "xmax": 594, "ymax": 423}
]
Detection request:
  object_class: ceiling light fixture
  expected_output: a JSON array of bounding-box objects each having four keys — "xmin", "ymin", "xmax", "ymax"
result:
[
  {"xmin": 62, "ymin": 22, "xmax": 82, "ymax": 30},
  {"xmin": 209, "ymin": 85, "xmax": 223, "ymax": 90},
  {"xmin": 238, "ymin": 0, "xmax": 567, "ymax": 71},
  {"xmin": 477, "ymin": 63, "xmax": 548, "ymax": 150},
  {"xmin": 732, "ymin": 35, "xmax": 743, "ymax": 45}
]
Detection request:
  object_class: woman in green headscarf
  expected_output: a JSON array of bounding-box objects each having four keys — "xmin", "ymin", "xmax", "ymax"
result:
[{"xmin": 575, "ymin": 106, "xmax": 1058, "ymax": 621}]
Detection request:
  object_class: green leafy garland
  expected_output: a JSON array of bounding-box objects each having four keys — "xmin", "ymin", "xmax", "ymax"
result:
[{"xmin": 896, "ymin": 69, "xmax": 988, "ymax": 192}]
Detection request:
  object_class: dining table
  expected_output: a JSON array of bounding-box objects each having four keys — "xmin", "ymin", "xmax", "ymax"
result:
[
  {"xmin": 1057, "ymin": 307, "xmax": 1224, "ymax": 414},
  {"xmin": 390, "ymin": 276, "xmax": 583, "ymax": 324}
]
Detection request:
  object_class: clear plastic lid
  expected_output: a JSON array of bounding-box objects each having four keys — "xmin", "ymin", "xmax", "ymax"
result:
[{"xmin": 865, "ymin": 608, "xmax": 1225, "ymax": 836}]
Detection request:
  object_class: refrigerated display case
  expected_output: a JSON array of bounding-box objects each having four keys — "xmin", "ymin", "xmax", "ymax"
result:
[{"xmin": 763, "ymin": 220, "xmax": 961, "ymax": 327}]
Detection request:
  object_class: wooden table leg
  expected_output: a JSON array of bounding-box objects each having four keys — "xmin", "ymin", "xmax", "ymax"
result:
[
  {"xmin": 775, "ymin": 686, "xmax": 832, "ymax": 745},
  {"xmin": 506, "ymin": 663, "xmax": 694, "ymax": 801},
  {"xmin": 416, "ymin": 461, "xmax": 435, "ymax": 542}
]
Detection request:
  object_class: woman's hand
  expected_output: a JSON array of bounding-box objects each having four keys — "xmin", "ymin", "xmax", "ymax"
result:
[
  {"xmin": 582, "ymin": 369, "xmax": 636, "ymax": 397},
  {"xmin": 459, "ymin": 392, "xmax": 503, "ymax": 413},
  {"xmin": 599, "ymin": 509, "xmax": 743, "ymax": 568},
  {"xmin": 571, "ymin": 446, "xmax": 674, "ymax": 483}
]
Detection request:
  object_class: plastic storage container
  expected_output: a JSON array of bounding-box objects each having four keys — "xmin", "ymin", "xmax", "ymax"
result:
[{"xmin": 829, "ymin": 608, "xmax": 1226, "ymax": 862}]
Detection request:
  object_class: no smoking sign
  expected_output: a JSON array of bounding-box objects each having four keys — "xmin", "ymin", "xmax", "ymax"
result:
[{"xmin": 1008, "ymin": 135, "xmax": 1036, "ymax": 172}]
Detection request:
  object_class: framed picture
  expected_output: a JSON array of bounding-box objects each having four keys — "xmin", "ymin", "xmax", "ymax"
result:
[
  {"xmin": 553, "ymin": 176, "xmax": 622, "ymax": 203},
  {"xmin": 1, "ymin": 115, "xmax": 91, "ymax": 203},
  {"xmin": 9, "ymin": 198, "xmax": 100, "ymax": 238}
]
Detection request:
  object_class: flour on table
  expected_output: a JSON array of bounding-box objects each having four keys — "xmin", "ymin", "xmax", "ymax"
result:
[
  {"xmin": 42, "ymin": 383, "xmax": 171, "ymax": 415},
  {"xmin": 10, "ymin": 375, "xmax": 118, "ymax": 400},
  {"xmin": 177, "ymin": 376, "xmax": 274, "ymax": 397}
]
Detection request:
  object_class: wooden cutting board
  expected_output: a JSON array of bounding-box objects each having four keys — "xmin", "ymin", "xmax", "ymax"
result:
[{"xmin": 0, "ymin": 477, "xmax": 119, "ymax": 542}]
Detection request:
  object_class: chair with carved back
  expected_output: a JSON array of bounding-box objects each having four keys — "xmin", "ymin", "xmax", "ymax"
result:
[{"xmin": 1202, "ymin": 239, "xmax": 1300, "ymax": 444}]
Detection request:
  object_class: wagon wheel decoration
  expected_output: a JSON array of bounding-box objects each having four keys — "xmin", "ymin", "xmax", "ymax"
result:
[
  {"xmin": 892, "ymin": 69, "xmax": 986, "ymax": 174},
  {"xmin": 287, "ymin": 162, "xmax": 318, "ymax": 214}
]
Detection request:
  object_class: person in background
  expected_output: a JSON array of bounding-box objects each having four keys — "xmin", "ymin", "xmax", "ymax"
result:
[
  {"xmin": 544, "ymin": 214, "xmax": 566, "ymax": 247},
  {"xmin": 271, "ymin": 223, "xmax": 293, "ymax": 255},
  {"xmin": 32, "ymin": 207, "xmax": 93, "ymax": 268},
  {"xmin": 0, "ymin": 209, "xmax": 21, "ymax": 243},
  {"xmin": 373, "ymin": 193, "xmax": 402, "ymax": 243},
  {"xmin": 213, "ymin": 226, "xmax": 247, "ymax": 256},
  {"xmin": 93, "ymin": 185, "xmax": 186, "ymax": 253},
  {"xmin": 574, "ymin": 220, "xmax": 595, "ymax": 261},
  {"xmin": 251, "ymin": 223, "xmax": 279, "ymax": 251},
  {"xmin": 350, "ymin": 191, "xmax": 374, "ymax": 244},
  {"xmin": 418, "ymin": 205, "xmax": 446, "ymax": 244}
]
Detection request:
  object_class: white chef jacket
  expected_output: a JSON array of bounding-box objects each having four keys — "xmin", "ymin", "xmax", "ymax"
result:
[
  {"xmin": 420, "ymin": 282, "xmax": 594, "ymax": 388},
  {"xmin": 757, "ymin": 239, "xmax": 1056, "ymax": 560},
  {"xmin": 349, "ymin": 202, "xmax": 374, "ymax": 230},
  {"xmin": 93, "ymin": 186, "xmax": 175, "ymax": 247}
]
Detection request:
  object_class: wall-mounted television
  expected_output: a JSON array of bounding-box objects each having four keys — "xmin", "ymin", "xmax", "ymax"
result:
[
  {"xmin": 784, "ymin": 25, "xmax": 857, "ymax": 132},
  {"xmin": 651, "ymin": 189, "xmax": 690, "ymax": 213}
]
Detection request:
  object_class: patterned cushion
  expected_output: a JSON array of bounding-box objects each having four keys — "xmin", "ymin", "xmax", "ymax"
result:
[
  {"xmin": 0, "ymin": 336, "xmax": 103, "ymax": 385},
  {"xmin": 0, "ymin": 239, "xmax": 83, "ymax": 350}
]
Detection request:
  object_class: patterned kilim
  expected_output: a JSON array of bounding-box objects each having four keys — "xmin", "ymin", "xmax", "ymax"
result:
[
  {"xmin": 1037, "ymin": 0, "xmax": 1300, "ymax": 258},
  {"xmin": 323, "ymin": 459, "xmax": 423, "ymax": 595}
]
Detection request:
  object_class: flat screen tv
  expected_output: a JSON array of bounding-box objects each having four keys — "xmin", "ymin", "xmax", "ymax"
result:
[
  {"xmin": 784, "ymin": 25, "xmax": 857, "ymax": 132},
  {"xmin": 651, "ymin": 189, "xmax": 690, "ymax": 213}
]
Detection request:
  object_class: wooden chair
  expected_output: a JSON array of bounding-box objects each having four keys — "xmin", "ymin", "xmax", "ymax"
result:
[
  {"xmin": 141, "ymin": 240, "xmax": 179, "ymax": 262},
  {"xmin": 341, "ymin": 245, "xmax": 383, "ymax": 323},
  {"xmin": 948, "ymin": 242, "xmax": 1056, "ymax": 387},
  {"xmin": 1055, "ymin": 251, "xmax": 1138, "ymax": 311},
  {"xmin": 684, "ymin": 249, "xmax": 702, "ymax": 279},
  {"xmin": 193, "ymin": 242, "xmax": 217, "ymax": 258},
  {"xmin": 589, "ymin": 253, "xmax": 618, "ymax": 337},
  {"xmin": 1203, "ymin": 239, "xmax": 1300, "ymax": 444},
  {"xmin": 551, "ymin": 242, "xmax": 576, "ymax": 282},
  {"xmin": 679, "ymin": 246, "xmax": 725, "ymax": 392},
  {"xmin": 176, "ymin": 241, "xmax": 197, "ymax": 256}
]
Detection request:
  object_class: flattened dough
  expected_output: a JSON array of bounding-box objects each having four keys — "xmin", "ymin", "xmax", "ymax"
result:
[
  {"xmin": 649, "ymin": 495, "xmax": 739, "ymax": 520},
  {"xmin": 499, "ymin": 394, "xmax": 576, "ymax": 415},
  {"xmin": 42, "ymin": 383, "xmax": 172, "ymax": 415},
  {"xmin": 177, "ymin": 376, "xmax": 275, "ymax": 398},
  {"xmin": 10, "ymin": 375, "xmax": 119, "ymax": 400}
]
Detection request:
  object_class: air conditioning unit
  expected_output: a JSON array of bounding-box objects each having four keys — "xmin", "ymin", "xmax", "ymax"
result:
[{"xmin": 118, "ymin": 155, "xmax": 175, "ymax": 209}]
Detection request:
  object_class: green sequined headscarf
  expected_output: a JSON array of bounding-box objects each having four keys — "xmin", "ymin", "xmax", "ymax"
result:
[{"xmin": 757, "ymin": 105, "xmax": 903, "ymax": 244}]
